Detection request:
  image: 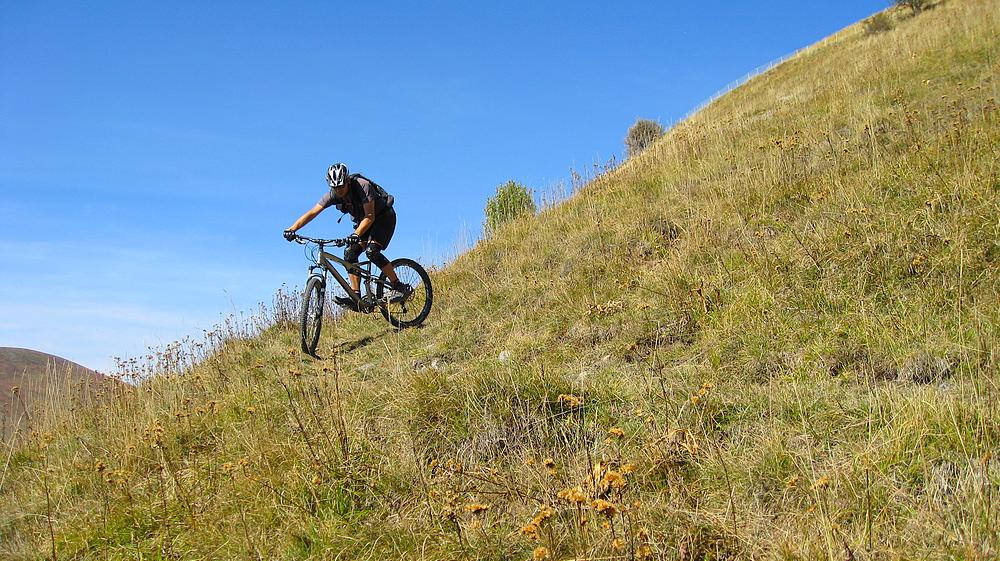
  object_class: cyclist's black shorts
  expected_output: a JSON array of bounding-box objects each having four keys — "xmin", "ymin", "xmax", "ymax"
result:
[{"xmin": 363, "ymin": 208, "xmax": 396, "ymax": 249}]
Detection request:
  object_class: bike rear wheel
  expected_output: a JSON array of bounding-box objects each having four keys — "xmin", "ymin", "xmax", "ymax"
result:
[
  {"xmin": 377, "ymin": 258, "xmax": 432, "ymax": 328},
  {"xmin": 300, "ymin": 275, "xmax": 325, "ymax": 354}
]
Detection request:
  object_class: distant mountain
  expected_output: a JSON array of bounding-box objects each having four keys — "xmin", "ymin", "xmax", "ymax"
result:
[{"xmin": 0, "ymin": 347, "xmax": 114, "ymax": 437}]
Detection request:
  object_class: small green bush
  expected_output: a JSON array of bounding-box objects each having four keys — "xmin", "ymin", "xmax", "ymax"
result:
[
  {"xmin": 625, "ymin": 118, "xmax": 664, "ymax": 158},
  {"xmin": 864, "ymin": 13, "xmax": 893, "ymax": 35},
  {"xmin": 484, "ymin": 180, "xmax": 536, "ymax": 237}
]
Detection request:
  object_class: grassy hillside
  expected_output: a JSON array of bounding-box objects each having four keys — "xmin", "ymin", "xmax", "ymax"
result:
[{"xmin": 3, "ymin": 1, "xmax": 998, "ymax": 559}]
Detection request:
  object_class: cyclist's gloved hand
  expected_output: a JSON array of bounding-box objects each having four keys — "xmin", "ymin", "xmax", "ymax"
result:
[
  {"xmin": 345, "ymin": 233, "xmax": 361, "ymax": 246},
  {"xmin": 283, "ymin": 229, "xmax": 297, "ymax": 242}
]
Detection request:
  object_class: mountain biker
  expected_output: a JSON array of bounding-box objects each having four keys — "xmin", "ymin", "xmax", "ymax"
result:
[{"xmin": 284, "ymin": 163, "xmax": 411, "ymax": 311}]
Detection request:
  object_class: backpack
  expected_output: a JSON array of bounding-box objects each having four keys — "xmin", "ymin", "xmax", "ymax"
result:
[{"xmin": 349, "ymin": 173, "xmax": 394, "ymax": 209}]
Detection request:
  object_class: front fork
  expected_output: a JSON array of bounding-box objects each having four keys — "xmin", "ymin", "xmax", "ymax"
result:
[{"xmin": 307, "ymin": 267, "xmax": 327, "ymax": 310}]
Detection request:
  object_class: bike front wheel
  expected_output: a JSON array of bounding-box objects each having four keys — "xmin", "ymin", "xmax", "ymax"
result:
[
  {"xmin": 377, "ymin": 258, "xmax": 432, "ymax": 329},
  {"xmin": 300, "ymin": 275, "xmax": 325, "ymax": 354}
]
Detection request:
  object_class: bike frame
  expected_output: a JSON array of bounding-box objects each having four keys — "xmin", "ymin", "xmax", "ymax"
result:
[{"xmin": 306, "ymin": 240, "xmax": 391, "ymax": 307}]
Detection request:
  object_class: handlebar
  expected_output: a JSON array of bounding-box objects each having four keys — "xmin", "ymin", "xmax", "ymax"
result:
[{"xmin": 292, "ymin": 234, "xmax": 348, "ymax": 247}]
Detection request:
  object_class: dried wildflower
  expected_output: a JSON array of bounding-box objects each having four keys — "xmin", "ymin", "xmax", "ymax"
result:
[
  {"xmin": 812, "ymin": 476, "xmax": 831, "ymax": 490},
  {"xmin": 245, "ymin": 406, "xmax": 256, "ymax": 414},
  {"xmin": 525, "ymin": 458, "xmax": 535, "ymax": 466},
  {"xmin": 94, "ymin": 460, "xmax": 107, "ymax": 473},
  {"xmin": 522, "ymin": 504, "xmax": 555, "ymax": 537},
  {"xmin": 221, "ymin": 462, "xmax": 234, "ymax": 473},
  {"xmin": 602, "ymin": 470, "xmax": 627, "ymax": 490},
  {"xmin": 533, "ymin": 546, "xmax": 551, "ymax": 560},
  {"xmin": 608, "ymin": 427, "xmax": 625, "ymax": 438},
  {"xmin": 786, "ymin": 475, "xmax": 799, "ymax": 488},
  {"xmin": 612, "ymin": 538, "xmax": 624, "ymax": 550},
  {"xmin": 557, "ymin": 486, "xmax": 588, "ymax": 504},
  {"xmin": 591, "ymin": 499, "xmax": 618, "ymax": 516},
  {"xmin": 543, "ymin": 457, "xmax": 556, "ymax": 469},
  {"xmin": 464, "ymin": 503, "xmax": 491, "ymax": 515},
  {"xmin": 558, "ymin": 393, "xmax": 584, "ymax": 408},
  {"xmin": 143, "ymin": 421, "xmax": 165, "ymax": 448},
  {"xmin": 521, "ymin": 523, "xmax": 540, "ymax": 540},
  {"xmin": 536, "ymin": 505, "xmax": 554, "ymax": 522},
  {"xmin": 621, "ymin": 463, "xmax": 636, "ymax": 475},
  {"xmin": 690, "ymin": 394, "xmax": 700, "ymax": 405}
]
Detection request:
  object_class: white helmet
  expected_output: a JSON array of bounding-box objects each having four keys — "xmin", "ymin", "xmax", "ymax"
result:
[{"xmin": 326, "ymin": 163, "xmax": 349, "ymax": 188}]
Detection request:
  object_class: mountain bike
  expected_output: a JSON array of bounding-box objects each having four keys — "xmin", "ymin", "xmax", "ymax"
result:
[{"xmin": 291, "ymin": 234, "xmax": 433, "ymax": 354}]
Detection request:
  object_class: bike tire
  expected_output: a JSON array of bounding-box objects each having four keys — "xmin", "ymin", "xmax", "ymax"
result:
[
  {"xmin": 300, "ymin": 275, "xmax": 325, "ymax": 354},
  {"xmin": 377, "ymin": 258, "xmax": 432, "ymax": 329}
]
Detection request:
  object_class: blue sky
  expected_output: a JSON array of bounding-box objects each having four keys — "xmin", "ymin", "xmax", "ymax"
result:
[{"xmin": 1, "ymin": 1, "xmax": 888, "ymax": 372}]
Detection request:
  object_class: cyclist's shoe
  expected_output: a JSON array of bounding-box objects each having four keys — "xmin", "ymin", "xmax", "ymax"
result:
[
  {"xmin": 334, "ymin": 293, "xmax": 361, "ymax": 312},
  {"xmin": 388, "ymin": 282, "xmax": 413, "ymax": 304}
]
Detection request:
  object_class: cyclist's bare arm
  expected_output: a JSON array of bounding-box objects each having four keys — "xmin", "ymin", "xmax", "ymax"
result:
[
  {"xmin": 288, "ymin": 203, "xmax": 326, "ymax": 232},
  {"xmin": 354, "ymin": 200, "xmax": 377, "ymax": 237}
]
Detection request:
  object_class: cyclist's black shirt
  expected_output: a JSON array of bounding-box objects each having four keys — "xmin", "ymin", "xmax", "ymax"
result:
[{"xmin": 317, "ymin": 176, "xmax": 388, "ymax": 225}]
